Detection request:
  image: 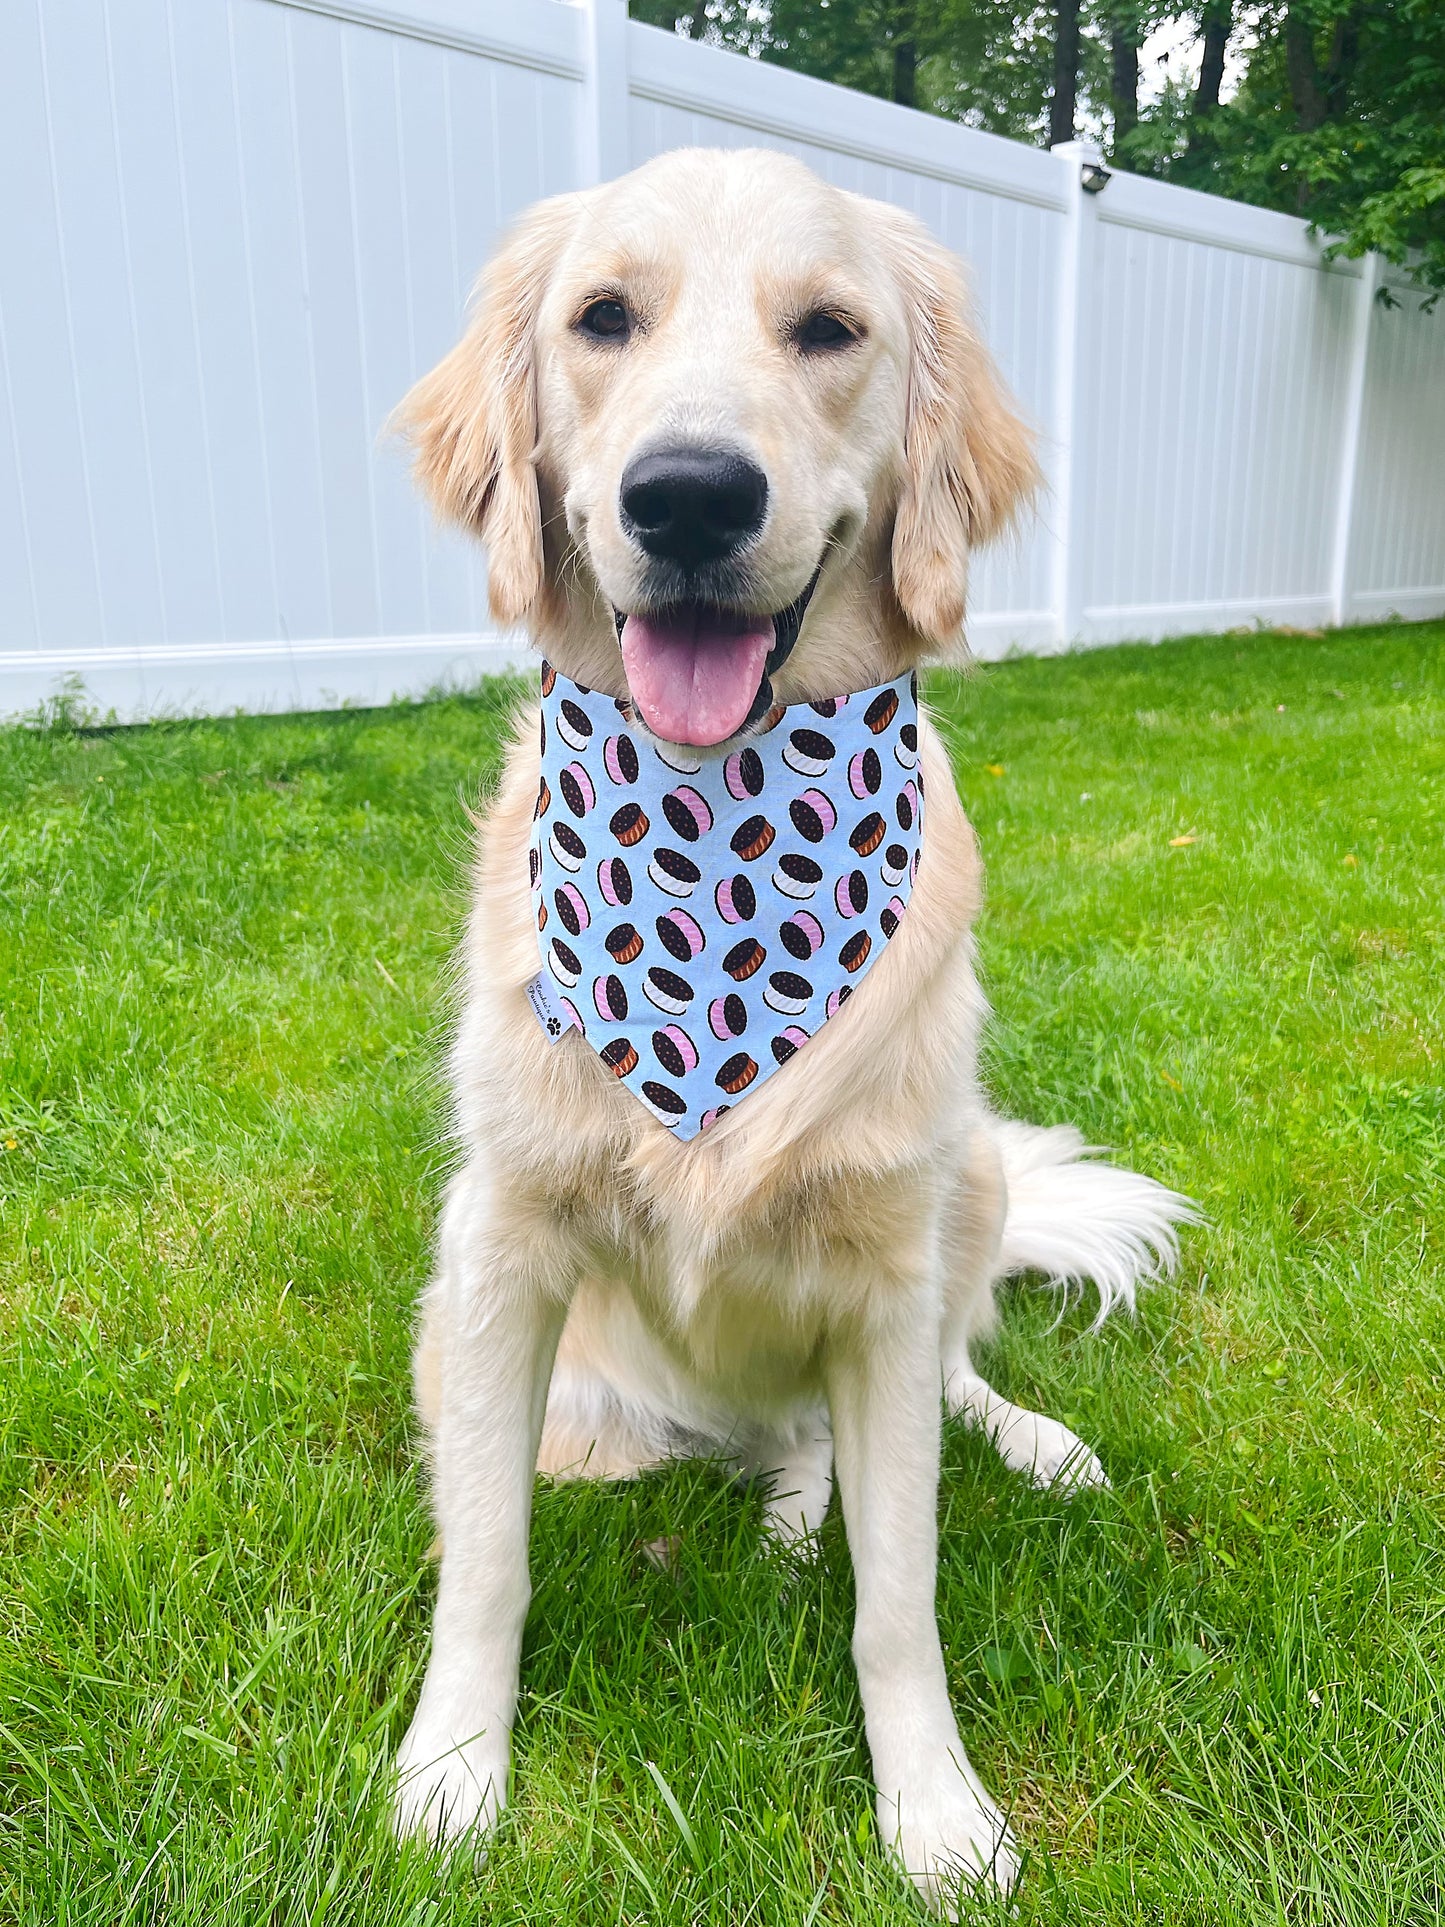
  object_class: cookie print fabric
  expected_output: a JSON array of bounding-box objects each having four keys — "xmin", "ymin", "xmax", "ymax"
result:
[{"xmin": 528, "ymin": 663, "xmax": 924, "ymax": 1139}]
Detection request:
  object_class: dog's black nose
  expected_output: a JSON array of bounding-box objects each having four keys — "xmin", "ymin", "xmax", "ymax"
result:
[{"xmin": 620, "ymin": 445, "xmax": 768, "ymax": 568}]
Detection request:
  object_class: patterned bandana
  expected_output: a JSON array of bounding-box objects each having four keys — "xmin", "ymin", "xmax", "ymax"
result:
[{"xmin": 527, "ymin": 663, "xmax": 924, "ymax": 1138}]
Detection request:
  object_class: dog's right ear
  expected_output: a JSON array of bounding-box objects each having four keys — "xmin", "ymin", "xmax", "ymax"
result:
[
  {"xmin": 876, "ymin": 205, "xmax": 1039, "ymax": 650},
  {"xmin": 392, "ymin": 195, "xmax": 576, "ymax": 627}
]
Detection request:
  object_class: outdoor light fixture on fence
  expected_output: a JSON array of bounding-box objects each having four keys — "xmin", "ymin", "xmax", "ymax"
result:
[{"xmin": 1080, "ymin": 159, "xmax": 1112, "ymax": 193}]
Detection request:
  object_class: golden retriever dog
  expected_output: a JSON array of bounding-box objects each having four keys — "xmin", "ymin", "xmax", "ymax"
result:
[{"xmin": 390, "ymin": 147, "xmax": 1190, "ymax": 1908}]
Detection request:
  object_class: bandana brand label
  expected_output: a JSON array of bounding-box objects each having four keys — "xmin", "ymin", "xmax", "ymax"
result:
[{"xmin": 525, "ymin": 969, "xmax": 579, "ymax": 1043}]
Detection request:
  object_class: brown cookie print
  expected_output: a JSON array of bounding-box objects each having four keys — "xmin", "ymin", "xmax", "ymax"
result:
[
  {"xmin": 723, "ymin": 938, "xmax": 766, "ymax": 981},
  {"xmin": 864, "ymin": 688, "xmax": 899, "ymax": 734},
  {"xmin": 849, "ymin": 811, "xmax": 886, "ymax": 857},
  {"xmin": 600, "ymin": 1037, "xmax": 638, "ymax": 1077},
  {"xmin": 730, "ymin": 813, "xmax": 776, "ymax": 861},
  {"xmin": 839, "ymin": 930, "xmax": 872, "ymax": 972},
  {"xmin": 606, "ymin": 922, "xmax": 644, "ymax": 964},
  {"xmin": 715, "ymin": 1051, "xmax": 758, "ymax": 1095},
  {"xmin": 610, "ymin": 802, "xmax": 649, "ymax": 847}
]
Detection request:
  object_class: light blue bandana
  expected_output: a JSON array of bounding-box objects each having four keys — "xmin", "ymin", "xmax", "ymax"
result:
[{"xmin": 527, "ymin": 663, "xmax": 923, "ymax": 1137}]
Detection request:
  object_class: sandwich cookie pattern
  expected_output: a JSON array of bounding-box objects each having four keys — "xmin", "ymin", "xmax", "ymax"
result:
[{"xmin": 529, "ymin": 664, "xmax": 923, "ymax": 1139}]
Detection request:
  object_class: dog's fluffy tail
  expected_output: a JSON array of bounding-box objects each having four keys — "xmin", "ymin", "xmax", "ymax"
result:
[{"xmin": 991, "ymin": 1119, "xmax": 1198, "ymax": 1323}]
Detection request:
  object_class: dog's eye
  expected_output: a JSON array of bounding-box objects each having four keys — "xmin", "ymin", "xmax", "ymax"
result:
[
  {"xmin": 794, "ymin": 310, "xmax": 860, "ymax": 353},
  {"xmin": 576, "ymin": 298, "xmax": 631, "ymax": 343}
]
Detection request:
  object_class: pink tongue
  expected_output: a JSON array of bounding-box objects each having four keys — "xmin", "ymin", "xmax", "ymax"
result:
[{"xmin": 620, "ymin": 609, "xmax": 773, "ymax": 747}]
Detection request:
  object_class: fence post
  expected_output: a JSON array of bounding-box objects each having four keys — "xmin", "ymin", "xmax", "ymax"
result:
[
  {"xmin": 1329, "ymin": 250, "xmax": 1379, "ymax": 629},
  {"xmin": 577, "ymin": 0, "xmax": 631, "ymax": 186},
  {"xmin": 1048, "ymin": 139, "xmax": 1104, "ymax": 651}
]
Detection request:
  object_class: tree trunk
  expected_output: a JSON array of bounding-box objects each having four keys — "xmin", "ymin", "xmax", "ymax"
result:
[
  {"xmin": 1323, "ymin": 7, "xmax": 1361, "ymax": 118},
  {"xmin": 892, "ymin": 1, "xmax": 916, "ymax": 108},
  {"xmin": 1284, "ymin": 5, "xmax": 1327, "ymax": 130},
  {"xmin": 687, "ymin": 0, "xmax": 707, "ymax": 39},
  {"xmin": 1194, "ymin": 1, "xmax": 1231, "ymax": 117},
  {"xmin": 1111, "ymin": 26, "xmax": 1139, "ymax": 149},
  {"xmin": 892, "ymin": 37, "xmax": 917, "ymax": 107},
  {"xmin": 1183, "ymin": 0, "xmax": 1231, "ymax": 161},
  {"xmin": 1049, "ymin": 0, "xmax": 1081, "ymax": 147}
]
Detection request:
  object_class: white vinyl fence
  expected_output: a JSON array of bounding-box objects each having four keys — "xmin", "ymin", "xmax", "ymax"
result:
[{"xmin": 2, "ymin": 0, "xmax": 1443, "ymax": 722}]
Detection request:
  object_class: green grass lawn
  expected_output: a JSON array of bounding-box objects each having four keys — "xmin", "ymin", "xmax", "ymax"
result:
[{"xmin": 2, "ymin": 621, "xmax": 1442, "ymax": 1926}]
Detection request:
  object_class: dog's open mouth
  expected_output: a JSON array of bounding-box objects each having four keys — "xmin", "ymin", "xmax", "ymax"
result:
[{"xmin": 613, "ymin": 575, "xmax": 818, "ymax": 748}]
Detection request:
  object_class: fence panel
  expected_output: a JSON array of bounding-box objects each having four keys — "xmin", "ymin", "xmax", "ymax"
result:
[
  {"xmin": 0, "ymin": 0, "xmax": 584, "ymax": 717},
  {"xmin": 1, "ymin": 0, "xmax": 1442, "ymax": 720},
  {"xmin": 1077, "ymin": 175, "xmax": 1361, "ymax": 643},
  {"xmin": 1346, "ymin": 266, "xmax": 1445, "ymax": 622}
]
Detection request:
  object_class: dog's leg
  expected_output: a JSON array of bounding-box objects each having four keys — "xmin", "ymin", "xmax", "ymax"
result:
[
  {"xmin": 942, "ymin": 1349, "xmax": 1108, "ymax": 1493},
  {"xmin": 393, "ymin": 1167, "xmax": 571, "ymax": 1850},
  {"xmin": 827, "ymin": 1303, "xmax": 1020, "ymax": 1906},
  {"xmin": 749, "ymin": 1413, "xmax": 833, "ymax": 1550},
  {"xmin": 939, "ymin": 1127, "xmax": 1108, "ymax": 1494}
]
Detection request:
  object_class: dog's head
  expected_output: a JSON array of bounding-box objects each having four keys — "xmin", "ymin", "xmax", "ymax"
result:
[{"xmin": 398, "ymin": 148, "xmax": 1037, "ymax": 746}]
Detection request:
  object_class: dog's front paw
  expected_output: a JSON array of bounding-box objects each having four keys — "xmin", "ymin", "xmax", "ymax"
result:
[
  {"xmin": 878, "ymin": 1758, "xmax": 1020, "ymax": 1911},
  {"xmin": 392, "ymin": 1711, "xmax": 509, "ymax": 1852}
]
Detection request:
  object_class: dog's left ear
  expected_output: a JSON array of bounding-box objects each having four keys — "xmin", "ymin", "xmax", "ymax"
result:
[
  {"xmin": 392, "ymin": 194, "xmax": 576, "ymax": 626},
  {"xmin": 879, "ymin": 208, "xmax": 1039, "ymax": 648}
]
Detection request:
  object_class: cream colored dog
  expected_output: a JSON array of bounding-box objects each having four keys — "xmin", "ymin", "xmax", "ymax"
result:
[{"xmin": 391, "ymin": 147, "xmax": 1189, "ymax": 1908}]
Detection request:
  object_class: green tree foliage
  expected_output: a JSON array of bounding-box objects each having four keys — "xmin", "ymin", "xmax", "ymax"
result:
[
  {"xmin": 630, "ymin": 0, "xmax": 1100, "ymax": 141},
  {"xmin": 628, "ymin": 0, "xmax": 1445, "ymax": 290},
  {"xmin": 1188, "ymin": 1, "xmax": 1445, "ymax": 292}
]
